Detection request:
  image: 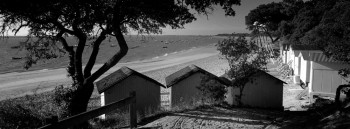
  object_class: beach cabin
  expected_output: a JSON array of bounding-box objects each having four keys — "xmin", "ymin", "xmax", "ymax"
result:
[
  {"xmin": 225, "ymin": 70, "xmax": 285, "ymax": 109},
  {"xmin": 290, "ymin": 45, "xmax": 321, "ymax": 84},
  {"xmin": 165, "ymin": 65, "xmax": 230, "ymax": 107},
  {"xmin": 299, "ymin": 51, "xmax": 311, "ymax": 85},
  {"xmin": 96, "ymin": 66, "xmax": 165, "ymax": 118},
  {"xmin": 280, "ymin": 43, "xmax": 291, "ymax": 64},
  {"xmin": 304, "ymin": 52, "xmax": 350, "ymax": 98}
]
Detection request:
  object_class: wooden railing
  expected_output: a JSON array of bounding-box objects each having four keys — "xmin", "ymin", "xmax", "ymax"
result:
[
  {"xmin": 335, "ymin": 85, "xmax": 350, "ymax": 110},
  {"xmin": 39, "ymin": 91, "xmax": 137, "ymax": 129}
]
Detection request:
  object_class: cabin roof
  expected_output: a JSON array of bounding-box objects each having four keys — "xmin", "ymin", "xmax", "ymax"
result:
[
  {"xmin": 220, "ymin": 69, "xmax": 286, "ymax": 85},
  {"xmin": 96, "ymin": 66, "xmax": 165, "ymax": 93},
  {"xmin": 165, "ymin": 65, "xmax": 231, "ymax": 88},
  {"xmin": 291, "ymin": 45, "xmax": 321, "ymax": 51},
  {"xmin": 253, "ymin": 70, "xmax": 287, "ymax": 84},
  {"xmin": 299, "ymin": 51, "xmax": 310, "ymax": 60},
  {"xmin": 299, "ymin": 51, "xmax": 342, "ymax": 63}
]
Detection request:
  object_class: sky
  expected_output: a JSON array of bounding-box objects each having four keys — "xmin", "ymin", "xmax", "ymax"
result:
[
  {"xmin": 162, "ymin": 0, "xmax": 282, "ymax": 35},
  {"xmin": 11, "ymin": 0, "xmax": 281, "ymax": 36}
]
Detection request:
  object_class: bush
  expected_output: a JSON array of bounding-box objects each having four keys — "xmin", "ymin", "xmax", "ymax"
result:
[
  {"xmin": 0, "ymin": 85, "xmax": 78, "ymax": 128},
  {"xmin": 52, "ymin": 85, "xmax": 76, "ymax": 117},
  {"xmin": 197, "ymin": 75, "xmax": 227, "ymax": 103},
  {"xmin": 0, "ymin": 102, "xmax": 43, "ymax": 129},
  {"xmin": 0, "ymin": 92, "xmax": 61, "ymax": 129}
]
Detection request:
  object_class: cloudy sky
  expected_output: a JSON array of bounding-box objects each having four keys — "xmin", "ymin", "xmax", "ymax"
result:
[
  {"xmin": 162, "ymin": 0, "xmax": 282, "ymax": 35},
  {"xmin": 12, "ymin": 0, "xmax": 281, "ymax": 36}
]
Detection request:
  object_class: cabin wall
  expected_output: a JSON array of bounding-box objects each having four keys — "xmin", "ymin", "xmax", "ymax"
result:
[
  {"xmin": 103, "ymin": 75, "xmax": 161, "ymax": 117},
  {"xmin": 227, "ymin": 74, "xmax": 283, "ymax": 109},
  {"xmin": 171, "ymin": 73, "xmax": 205, "ymax": 107},
  {"xmin": 300, "ymin": 56, "xmax": 311, "ymax": 84},
  {"xmin": 309, "ymin": 61, "xmax": 350, "ymax": 96}
]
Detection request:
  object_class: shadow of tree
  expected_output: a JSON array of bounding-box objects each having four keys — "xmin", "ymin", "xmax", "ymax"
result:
[
  {"xmin": 138, "ymin": 106, "xmax": 321, "ymax": 128},
  {"xmin": 170, "ymin": 112, "xmax": 267, "ymax": 126}
]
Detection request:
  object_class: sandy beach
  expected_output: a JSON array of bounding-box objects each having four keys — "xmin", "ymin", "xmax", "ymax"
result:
[{"xmin": 0, "ymin": 45, "xmax": 227, "ymax": 100}]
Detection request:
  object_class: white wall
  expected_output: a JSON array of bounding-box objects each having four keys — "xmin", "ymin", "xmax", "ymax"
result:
[
  {"xmin": 309, "ymin": 61, "xmax": 350, "ymax": 95},
  {"xmin": 300, "ymin": 54, "xmax": 311, "ymax": 84}
]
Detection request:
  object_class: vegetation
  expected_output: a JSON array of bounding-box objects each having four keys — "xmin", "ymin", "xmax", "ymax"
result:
[
  {"xmin": 197, "ymin": 75, "xmax": 227, "ymax": 103},
  {"xmin": 217, "ymin": 36, "xmax": 270, "ymax": 106},
  {"xmin": 247, "ymin": 0, "xmax": 350, "ymax": 79},
  {"xmin": 216, "ymin": 33, "xmax": 250, "ymax": 37},
  {"xmin": 0, "ymin": 92, "xmax": 62, "ymax": 129},
  {"xmin": 0, "ymin": 0, "xmax": 241, "ymax": 117},
  {"xmin": 246, "ymin": 0, "xmax": 350, "ymax": 127},
  {"xmin": 245, "ymin": 2, "xmax": 289, "ymax": 43}
]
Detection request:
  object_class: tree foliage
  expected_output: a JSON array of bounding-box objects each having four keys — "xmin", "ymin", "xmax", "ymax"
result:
[
  {"xmin": 0, "ymin": 0, "xmax": 241, "ymax": 117},
  {"xmin": 217, "ymin": 36, "xmax": 270, "ymax": 106},
  {"xmin": 198, "ymin": 75, "xmax": 227, "ymax": 103},
  {"xmin": 245, "ymin": 2, "xmax": 289, "ymax": 43},
  {"xmin": 248, "ymin": 0, "xmax": 350, "ymax": 78}
]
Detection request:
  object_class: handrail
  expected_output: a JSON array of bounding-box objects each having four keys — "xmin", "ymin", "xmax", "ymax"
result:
[
  {"xmin": 335, "ymin": 85, "xmax": 350, "ymax": 110},
  {"xmin": 39, "ymin": 91, "xmax": 137, "ymax": 129}
]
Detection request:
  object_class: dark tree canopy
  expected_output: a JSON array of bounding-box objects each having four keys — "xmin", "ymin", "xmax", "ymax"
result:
[
  {"xmin": 0, "ymin": 0, "xmax": 241, "ymax": 117},
  {"xmin": 245, "ymin": 2, "xmax": 289, "ymax": 41},
  {"xmin": 247, "ymin": 0, "xmax": 350, "ymax": 65}
]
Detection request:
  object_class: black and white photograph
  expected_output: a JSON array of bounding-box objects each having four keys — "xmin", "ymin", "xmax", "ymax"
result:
[{"xmin": 0, "ymin": 0, "xmax": 349, "ymax": 128}]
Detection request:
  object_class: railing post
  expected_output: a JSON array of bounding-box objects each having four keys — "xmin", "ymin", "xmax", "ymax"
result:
[
  {"xmin": 129, "ymin": 91, "xmax": 137, "ymax": 128},
  {"xmin": 335, "ymin": 85, "xmax": 350, "ymax": 110}
]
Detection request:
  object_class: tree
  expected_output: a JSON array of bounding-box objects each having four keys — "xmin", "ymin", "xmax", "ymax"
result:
[
  {"xmin": 249, "ymin": 0, "xmax": 350, "ymax": 104},
  {"xmin": 0, "ymin": 0, "xmax": 241, "ymax": 116},
  {"xmin": 217, "ymin": 36, "xmax": 270, "ymax": 106},
  {"xmin": 301, "ymin": 0, "xmax": 350, "ymax": 85},
  {"xmin": 245, "ymin": 2, "xmax": 289, "ymax": 43},
  {"xmin": 197, "ymin": 75, "xmax": 227, "ymax": 103}
]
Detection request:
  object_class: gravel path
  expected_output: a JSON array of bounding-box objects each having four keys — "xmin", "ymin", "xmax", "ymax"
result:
[{"xmin": 139, "ymin": 107, "xmax": 284, "ymax": 129}]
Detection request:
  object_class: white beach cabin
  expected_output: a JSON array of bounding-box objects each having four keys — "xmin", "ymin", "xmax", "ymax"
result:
[
  {"xmin": 165, "ymin": 65, "xmax": 230, "ymax": 108},
  {"xmin": 290, "ymin": 45, "xmax": 321, "ymax": 84},
  {"xmin": 302, "ymin": 52, "xmax": 350, "ymax": 98},
  {"xmin": 225, "ymin": 70, "xmax": 286, "ymax": 109},
  {"xmin": 96, "ymin": 66, "xmax": 165, "ymax": 119}
]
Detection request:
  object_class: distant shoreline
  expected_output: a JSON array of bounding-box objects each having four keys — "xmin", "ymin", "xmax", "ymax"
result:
[{"xmin": 0, "ymin": 35, "xmax": 221, "ymax": 74}]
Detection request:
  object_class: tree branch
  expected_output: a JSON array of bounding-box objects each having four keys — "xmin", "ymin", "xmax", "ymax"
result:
[
  {"xmin": 56, "ymin": 31, "xmax": 77, "ymax": 82},
  {"xmin": 83, "ymin": 30, "xmax": 107, "ymax": 78},
  {"xmin": 84, "ymin": 26, "xmax": 128, "ymax": 85},
  {"xmin": 72, "ymin": 22, "xmax": 87, "ymax": 83}
]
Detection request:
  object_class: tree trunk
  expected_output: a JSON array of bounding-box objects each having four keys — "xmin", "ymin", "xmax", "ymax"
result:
[
  {"xmin": 67, "ymin": 26, "xmax": 129, "ymax": 117},
  {"xmin": 68, "ymin": 82, "xmax": 95, "ymax": 116}
]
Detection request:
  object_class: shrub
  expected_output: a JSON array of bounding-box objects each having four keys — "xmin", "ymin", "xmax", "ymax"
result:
[
  {"xmin": 0, "ymin": 102, "xmax": 43, "ymax": 129},
  {"xmin": 197, "ymin": 75, "xmax": 227, "ymax": 103},
  {"xmin": 0, "ymin": 92, "xmax": 61, "ymax": 129},
  {"xmin": 52, "ymin": 85, "xmax": 76, "ymax": 117},
  {"xmin": 217, "ymin": 36, "xmax": 270, "ymax": 106}
]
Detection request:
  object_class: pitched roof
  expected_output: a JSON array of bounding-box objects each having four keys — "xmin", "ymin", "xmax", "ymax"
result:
[
  {"xmin": 253, "ymin": 69, "xmax": 287, "ymax": 84},
  {"xmin": 299, "ymin": 51, "xmax": 310, "ymax": 60},
  {"xmin": 299, "ymin": 51, "xmax": 341, "ymax": 63},
  {"xmin": 96, "ymin": 66, "xmax": 165, "ymax": 93},
  {"xmin": 291, "ymin": 45, "xmax": 321, "ymax": 51},
  {"xmin": 165, "ymin": 65, "xmax": 231, "ymax": 88},
  {"xmin": 309, "ymin": 52, "xmax": 341, "ymax": 62},
  {"xmin": 220, "ymin": 69, "xmax": 286, "ymax": 85}
]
